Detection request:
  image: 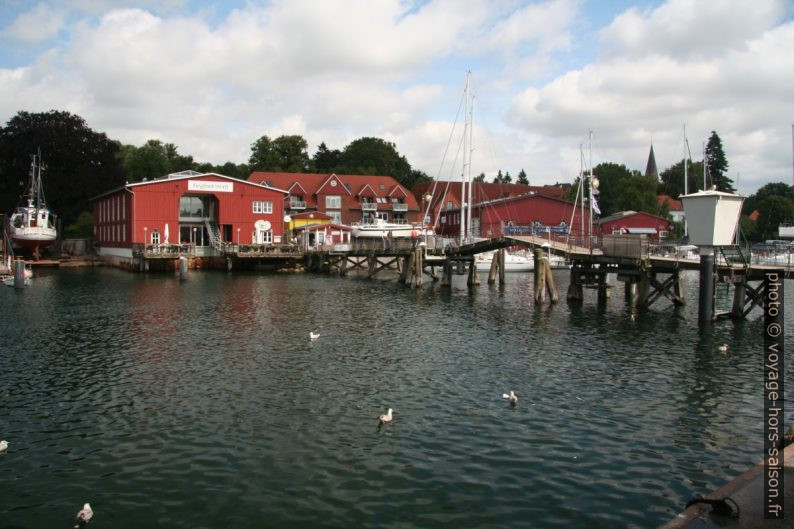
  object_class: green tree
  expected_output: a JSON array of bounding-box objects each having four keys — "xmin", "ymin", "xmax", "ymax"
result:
[
  {"xmin": 516, "ymin": 169, "xmax": 528, "ymax": 185},
  {"xmin": 404, "ymin": 169, "xmax": 432, "ymax": 189},
  {"xmin": 337, "ymin": 137, "xmax": 412, "ymax": 185},
  {"xmin": 503, "ymin": 171, "xmax": 512, "ymax": 184},
  {"xmin": 492, "ymin": 169, "xmax": 504, "ymax": 184},
  {"xmin": 312, "ymin": 142, "xmax": 341, "ymax": 173},
  {"xmin": 123, "ymin": 139, "xmax": 171, "ymax": 182},
  {"xmin": 63, "ymin": 211, "xmax": 94, "ymax": 238},
  {"xmin": 742, "ymin": 182, "xmax": 794, "ymax": 215},
  {"xmin": 0, "ymin": 110, "xmax": 125, "ymax": 227},
  {"xmin": 705, "ymin": 131, "xmax": 734, "ymax": 192},
  {"xmin": 249, "ymin": 134, "xmax": 310, "ymax": 172},
  {"xmin": 473, "ymin": 172, "xmax": 485, "ymax": 183},
  {"xmin": 590, "ymin": 163, "xmax": 639, "ymax": 217},
  {"xmin": 658, "ymin": 159, "xmax": 703, "ymax": 198},
  {"xmin": 756, "ymin": 195, "xmax": 794, "ymax": 240}
]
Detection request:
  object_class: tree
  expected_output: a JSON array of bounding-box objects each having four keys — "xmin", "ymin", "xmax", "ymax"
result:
[
  {"xmin": 337, "ymin": 137, "xmax": 412, "ymax": 185},
  {"xmin": 742, "ymin": 182, "xmax": 794, "ymax": 215},
  {"xmin": 404, "ymin": 169, "xmax": 432, "ymax": 190},
  {"xmin": 705, "ymin": 131, "xmax": 734, "ymax": 192},
  {"xmin": 492, "ymin": 170, "xmax": 504, "ymax": 184},
  {"xmin": 756, "ymin": 195, "xmax": 794, "ymax": 240},
  {"xmin": 503, "ymin": 171, "xmax": 512, "ymax": 184},
  {"xmin": 312, "ymin": 142, "xmax": 341, "ymax": 173},
  {"xmin": 249, "ymin": 134, "xmax": 310, "ymax": 172},
  {"xmin": 122, "ymin": 139, "xmax": 171, "ymax": 182},
  {"xmin": 658, "ymin": 159, "xmax": 703, "ymax": 198},
  {"xmin": 473, "ymin": 173, "xmax": 485, "ymax": 183},
  {"xmin": 516, "ymin": 169, "xmax": 528, "ymax": 185},
  {"xmin": 0, "ymin": 110, "xmax": 125, "ymax": 227},
  {"xmin": 590, "ymin": 163, "xmax": 640, "ymax": 217}
]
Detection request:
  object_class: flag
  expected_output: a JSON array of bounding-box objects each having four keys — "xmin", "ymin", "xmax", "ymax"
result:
[{"xmin": 592, "ymin": 195, "xmax": 601, "ymax": 216}]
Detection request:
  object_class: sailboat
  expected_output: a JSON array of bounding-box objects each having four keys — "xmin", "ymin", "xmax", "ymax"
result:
[{"xmin": 8, "ymin": 152, "xmax": 57, "ymax": 259}]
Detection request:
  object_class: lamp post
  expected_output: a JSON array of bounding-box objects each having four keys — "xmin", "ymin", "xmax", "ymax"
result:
[
  {"xmin": 144, "ymin": 227, "xmax": 147, "ymax": 248},
  {"xmin": 237, "ymin": 227, "xmax": 240, "ymax": 245}
]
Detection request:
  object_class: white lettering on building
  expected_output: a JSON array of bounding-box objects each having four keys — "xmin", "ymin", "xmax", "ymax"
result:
[{"xmin": 187, "ymin": 180, "xmax": 233, "ymax": 193}]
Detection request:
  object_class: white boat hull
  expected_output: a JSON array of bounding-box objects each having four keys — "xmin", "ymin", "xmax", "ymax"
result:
[{"xmin": 474, "ymin": 251, "xmax": 568, "ymax": 272}]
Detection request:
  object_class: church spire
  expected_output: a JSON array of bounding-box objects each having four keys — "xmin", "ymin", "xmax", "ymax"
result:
[{"xmin": 645, "ymin": 144, "xmax": 659, "ymax": 180}]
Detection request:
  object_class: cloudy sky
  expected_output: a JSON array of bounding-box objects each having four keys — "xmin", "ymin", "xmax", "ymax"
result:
[{"xmin": 0, "ymin": 0, "xmax": 792, "ymax": 195}]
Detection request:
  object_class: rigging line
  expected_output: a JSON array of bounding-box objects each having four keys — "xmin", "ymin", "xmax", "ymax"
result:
[
  {"xmin": 431, "ymin": 127, "xmax": 467, "ymax": 231},
  {"xmin": 422, "ymin": 79, "xmax": 469, "ymax": 225}
]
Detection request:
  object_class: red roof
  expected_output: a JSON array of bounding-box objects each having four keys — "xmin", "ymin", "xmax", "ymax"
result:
[
  {"xmin": 411, "ymin": 181, "xmax": 568, "ymax": 212},
  {"xmin": 248, "ymin": 171, "xmax": 419, "ymax": 209},
  {"xmin": 657, "ymin": 194, "xmax": 683, "ymax": 211}
]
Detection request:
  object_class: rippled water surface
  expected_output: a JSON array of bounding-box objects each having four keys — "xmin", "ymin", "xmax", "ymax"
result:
[{"xmin": 1, "ymin": 267, "xmax": 791, "ymax": 528}]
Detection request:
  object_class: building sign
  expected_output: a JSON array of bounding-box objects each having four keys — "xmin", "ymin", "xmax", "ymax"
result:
[{"xmin": 187, "ymin": 180, "xmax": 233, "ymax": 193}]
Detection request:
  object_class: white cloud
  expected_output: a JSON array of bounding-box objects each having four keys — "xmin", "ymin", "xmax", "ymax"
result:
[
  {"xmin": 508, "ymin": 0, "xmax": 794, "ymax": 194},
  {"xmin": 2, "ymin": 3, "xmax": 67, "ymax": 42}
]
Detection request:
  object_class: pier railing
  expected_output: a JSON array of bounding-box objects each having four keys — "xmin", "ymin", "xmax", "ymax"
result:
[{"xmin": 132, "ymin": 243, "xmax": 196, "ymax": 258}]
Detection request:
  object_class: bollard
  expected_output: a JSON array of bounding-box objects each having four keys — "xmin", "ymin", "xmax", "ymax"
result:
[
  {"xmin": 14, "ymin": 259, "xmax": 26, "ymax": 288},
  {"xmin": 179, "ymin": 256, "xmax": 188, "ymax": 281}
]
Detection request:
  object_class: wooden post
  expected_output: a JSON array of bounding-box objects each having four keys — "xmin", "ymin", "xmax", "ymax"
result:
[
  {"xmin": 441, "ymin": 259, "xmax": 452, "ymax": 288},
  {"xmin": 488, "ymin": 251, "xmax": 498, "ymax": 285},
  {"xmin": 498, "ymin": 248, "xmax": 506, "ymax": 286},
  {"xmin": 597, "ymin": 273, "xmax": 610, "ymax": 303},
  {"xmin": 672, "ymin": 269, "xmax": 685, "ymax": 305},
  {"xmin": 544, "ymin": 256, "xmax": 559, "ymax": 303},
  {"xmin": 226, "ymin": 257, "xmax": 233, "ymax": 272},
  {"xmin": 414, "ymin": 248, "xmax": 424, "ymax": 287},
  {"xmin": 534, "ymin": 248, "xmax": 546, "ymax": 303},
  {"xmin": 637, "ymin": 271, "xmax": 651, "ymax": 309},
  {"xmin": 339, "ymin": 256, "xmax": 348, "ymax": 277},
  {"xmin": 467, "ymin": 259, "xmax": 479, "ymax": 286},
  {"xmin": 429, "ymin": 265, "xmax": 438, "ymax": 282},
  {"xmin": 567, "ymin": 267, "xmax": 583, "ymax": 301},
  {"xmin": 179, "ymin": 256, "xmax": 189, "ymax": 281},
  {"xmin": 13, "ymin": 259, "xmax": 26, "ymax": 288},
  {"xmin": 731, "ymin": 281, "xmax": 746, "ymax": 318},
  {"xmin": 403, "ymin": 254, "xmax": 414, "ymax": 284},
  {"xmin": 624, "ymin": 278, "xmax": 636, "ymax": 307}
]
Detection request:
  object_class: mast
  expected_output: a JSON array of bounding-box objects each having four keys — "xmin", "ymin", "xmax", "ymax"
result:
[
  {"xmin": 702, "ymin": 141, "xmax": 707, "ymax": 189},
  {"xmin": 579, "ymin": 144, "xmax": 584, "ymax": 245},
  {"xmin": 466, "ymin": 71, "xmax": 474, "ymax": 241},
  {"xmin": 683, "ymin": 125, "xmax": 688, "ymax": 238},
  {"xmin": 588, "ymin": 130, "xmax": 593, "ymax": 250}
]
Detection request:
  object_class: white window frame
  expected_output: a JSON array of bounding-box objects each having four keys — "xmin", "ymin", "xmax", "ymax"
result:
[
  {"xmin": 325, "ymin": 195, "xmax": 341, "ymax": 209},
  {"xmin": 151, "ymin": 230, "xmax": 160, "ymax": 245},
  {"xmin": 328, "ymin": 211, "xmax": 342, "ymax": 224},
  {"xmin": 252, "ymin": 201, "xmax": 273, "ymax": 214}
]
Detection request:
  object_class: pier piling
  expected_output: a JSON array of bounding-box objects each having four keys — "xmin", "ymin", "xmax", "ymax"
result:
[
  {"xmin": 179, "ymin": 256, "xmax": 188, "ymax": 280},
  {"xmin": 698, "ymin": 249, "xmax": 715, "ymax": 324},
  {"xmin": 14, "ymin": 259, "xmax": 25, "ymax": 288}
]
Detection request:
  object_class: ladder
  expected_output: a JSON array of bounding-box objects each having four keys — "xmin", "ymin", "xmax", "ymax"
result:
[{"xmin": 204, "ymin": 220, "xmax": 223, "ymax": 251}]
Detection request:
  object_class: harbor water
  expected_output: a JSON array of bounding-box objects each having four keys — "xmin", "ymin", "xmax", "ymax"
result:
[{"xmin": 0, "ymin": 267, "xmax": 791, "ymax": 528}]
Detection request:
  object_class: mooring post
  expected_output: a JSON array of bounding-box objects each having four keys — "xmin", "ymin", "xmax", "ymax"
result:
[
  {"xmin": 414, "ymin": 248, "xmax": 424, "ymax": 287},
  {"xmin": 488, "ymin": 250, "xmax": 498, "ymax": 285},
  {"xmin": 637, "ymin": 271, "xmax": 651, "ymax": 308},
  {"xmin": 467, "ymin": 259, "xmax": 479, "ymax": 286},
  {"xmin": 533, "ymin": 248, "xmax": 546, "ymax": 303},
  {"xmin": 543, "ymin": 254, "xmax": 559, "ymax": 303},
  {"xmin": 698, "ymin": 248, "xmax": 715, "ymax": 324},
  {"xmin": 179, "ymin": 256, "xmax": 188, "ymax": 281},
  {"xmin": 498, "ymin": 248, "xmax": 506, "ymax": 286},
  {"xmin": 566, "ymin": 266, "xmax": 583, "ymax": 301},
  {"xmin": 227, "ymin": 257, "xmax": 233, "ymax": 272},
  {"xmin": 14, "ymin": 259, "xmax": 26, "ymax": 289},
  {"xmin": 441, "ymin": 259, "xmax": 452, "ymax": 288}
]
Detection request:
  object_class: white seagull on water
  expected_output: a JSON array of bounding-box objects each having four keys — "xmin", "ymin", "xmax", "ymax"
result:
[
  {"xmin": 379, "ymin": 408, "xmax": 394, "ymax": 424},
  {"xmin": 75, "ymin": 503, "xmax": 93, "ymax": 525},
  {"xmin": 502, "ymin": 391, "xmax": 518, "ymax": 404},
  {"xmin": 310, "ymin": 332, "xmax": 320, "ymax": 341},
  {"xmin": 718, "ymin": 343, "xmax": 728, "ymax": 353},
  {"xmin": 0, "ymin": 440, "xmax": 7, "ymax": 452}
]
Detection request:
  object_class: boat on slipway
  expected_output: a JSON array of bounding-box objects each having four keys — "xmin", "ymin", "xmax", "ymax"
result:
[
  {"xmin": 8, "ymin": 152, "xmax": 57, "ymax": 259},
  {"xmin": 474, "ymin": 250, "xmax": 568, "ymax": 272}
]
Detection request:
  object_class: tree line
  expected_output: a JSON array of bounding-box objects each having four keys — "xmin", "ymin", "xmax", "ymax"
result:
[{"xmin": 0, "ymin": 110, "xmax": 787, "ymax": 241}]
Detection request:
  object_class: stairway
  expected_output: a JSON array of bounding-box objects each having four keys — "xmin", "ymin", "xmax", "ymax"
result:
[
  {"xmin": 717, "ymin": 245, "xmax": 748, "ymax": 269},
  {"xmin": 204, "ymin": 220, "xmax": 223, "ymax": 251}
]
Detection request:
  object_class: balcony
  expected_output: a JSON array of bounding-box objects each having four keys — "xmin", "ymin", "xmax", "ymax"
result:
[
  {"xmin": 289, "ymin": 200, "xmax": 306, "ymax": 210},
  {"xmin": 392, "ymin": 203, "xmax": 408, "ymax": 212},
  {"xmin": 361, "ymin": 202, "xmax": 377, "ymax": 211}
]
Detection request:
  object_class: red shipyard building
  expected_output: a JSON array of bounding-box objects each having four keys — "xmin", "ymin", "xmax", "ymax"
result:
[{"xmin": 91, "ymin": 170, "xmax": 288, "ymax": 270}]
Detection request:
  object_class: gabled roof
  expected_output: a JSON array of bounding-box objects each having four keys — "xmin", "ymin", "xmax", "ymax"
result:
[
  {"xmin": 316, "ymin": 173, "xmax": 352, "ymax": 196},
  {"xmin": 657, "ymin": 194, "xmax": 683, "ymax": 211},
  {"xmin": 598, "ymin": 210, "xmax": 670, "ymax": 225},
  {"xmin": 248, "ymin": 171, "xmax": 421, "ymax": 209},
  {"xmin": 91, "ymin": 171, "xmax": 287, "ymax": 201},
  {"xmin": 356, "ymin": 183, "xmax": 377, "ymax": 197},
  {"xmin": 413, "ymin": 180, "xmax": 571, "ymax": 214},
  {"xmin": 388, "ymin": 185, "xmax": 408, "ymax": 198}
]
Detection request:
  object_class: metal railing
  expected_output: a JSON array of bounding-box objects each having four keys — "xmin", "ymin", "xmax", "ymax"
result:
[
  {"xmin": 361, "ymin": 203, "xmax": 377, "ymax": 211},
  {"xmin": 392, "ymin": 203, "xmax": 408, "ymax": 212}
]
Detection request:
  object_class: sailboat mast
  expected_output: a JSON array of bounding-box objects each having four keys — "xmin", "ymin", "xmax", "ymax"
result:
[
  {"xmin": 466, "ymin": 77, "xmax": 474, "ymax": 241},
  {"xmin": 588, "ymin": 130, "xmax": 593, "ymax": 250},
  {"xmin": 579, "ymin": 144, "xmax": 584, "ymax": 245},
  {"xmin": 683, "ymin": 125, "xmax": 688, "ymax": 238},
  {"xmin": 702, "ymin": 141, "xmax": 707, "ymax": 189}
]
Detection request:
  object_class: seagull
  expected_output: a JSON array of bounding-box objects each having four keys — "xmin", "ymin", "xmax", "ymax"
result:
[
  {"xmin": 502, "ymin": 391, "xmax": 518, "ymax": 404},
  {"xmin": 75, "ymin": 503, "xmax": 93, "ymax": 525},
  {"xmin": 0, "ymin": 440, "xmax": 7, "ymax": 452},
  {"xmin": 310, "ymin": 332, "xmax": 320, "ymax": 341},
  {"xmin": 718, "ymin": 343, "xmax": 728, "ymax": 353},
  {"xmin": 379, "ymin": 408, "xmax": 394, "ymax": 424}
]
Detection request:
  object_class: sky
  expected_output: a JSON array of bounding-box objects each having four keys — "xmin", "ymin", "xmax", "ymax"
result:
[{"xmin": 0, "ymin": 0, "xmax": 792, "ymax": 196}]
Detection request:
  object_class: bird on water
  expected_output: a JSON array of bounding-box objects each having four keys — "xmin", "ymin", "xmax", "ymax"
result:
[
  {"xmin": 718, "ymin": 343, "xmax": 728, "ymax": 353},
  {"xmin": 75, "ymin": 503, "xmax": 93, "ymax": 526},
  {"xmin": 502, "ymin": 391, "xmax": 518, "ymax": 404},
  {"xmin": 0, "ymin": 440, "xmax": 7, "ymax": 452},
  {"xmin": 310, "ymin": 331, "xmax": 320, "ymax": 341},
  {"xmin": 379, "ymin": 408, "xmax": 394, "ymax": 424}
]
